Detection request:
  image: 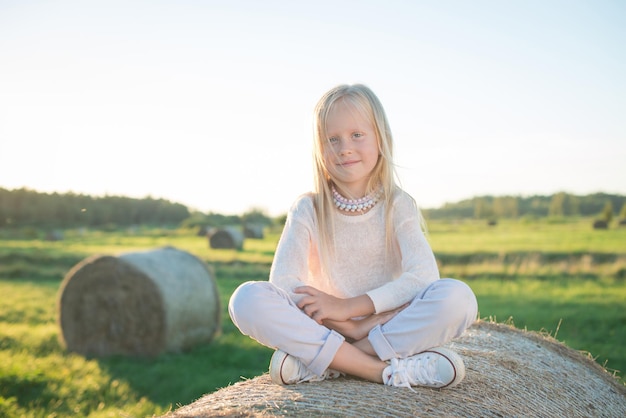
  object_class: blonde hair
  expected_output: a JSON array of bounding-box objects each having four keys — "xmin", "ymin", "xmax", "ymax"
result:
[{"xmin": 312, "ymin": 84, "xmax": 399, "ymax": 276}]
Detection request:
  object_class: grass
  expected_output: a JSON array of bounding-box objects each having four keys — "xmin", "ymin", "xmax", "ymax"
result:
[
  {"xmin": 426, "ymin": 217, "xmax": 626, "ymax": 253},
  {"xmin": 0, "ymin": 277, "xmax": 274, "ymax": 418},
  {"xmin": 470, "ymin": 276, "xmax": 626, "ymax": 376},
  {"xmin": 0, "ymin": 218, "xmax": 624, "ymax": 417}
]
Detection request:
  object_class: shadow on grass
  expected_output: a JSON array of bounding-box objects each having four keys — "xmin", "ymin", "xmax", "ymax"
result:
[
  {"xmin": 0, "ymin": 249, "xmax": 85, "ymax": 280},
  {"xmin": 95, "ymin": 333, "xmax": 273, "ymax": 410},
  {"xmin": 95, "ymin": 273, "xmax": 273, "ymax": 410}
]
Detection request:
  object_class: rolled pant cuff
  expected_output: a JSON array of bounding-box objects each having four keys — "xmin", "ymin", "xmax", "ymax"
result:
[
  {"xmin": 307, "ymin": 329, "xmax": 345, "ymax": 376},
  {"xmin": 369, "ymin": 324, "xmax": 397, "ymax": 361}
]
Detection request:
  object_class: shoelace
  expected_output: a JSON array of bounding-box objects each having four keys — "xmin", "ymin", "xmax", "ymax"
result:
[
  {"xmin": 293, "ymin": 360, "xmax": 323, "ymax": 383},
  {"xmin": 290, "ymin": 361, "xmax": 342, "ymax": 383},
  {"xmin": 387, "ymin": 354, "xmax": 442, "ymax": 390}
]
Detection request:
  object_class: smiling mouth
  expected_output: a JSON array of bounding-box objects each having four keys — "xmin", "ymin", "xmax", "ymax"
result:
[{"xmin": 339, "ymin": 160, "xmax": 360, "ymax": 166}]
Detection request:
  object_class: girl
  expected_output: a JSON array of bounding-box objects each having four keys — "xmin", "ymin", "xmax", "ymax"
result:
[{"xmin": 229, "ymin": 84, "xmax": 478, "ymax": 389}]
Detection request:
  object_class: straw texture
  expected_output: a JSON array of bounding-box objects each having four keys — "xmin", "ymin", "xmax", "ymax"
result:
[
  {"xmin": 58, "ymin": 247, "xmax": 220, "ymax": 357},
  {"xmin": 167, "ymin": 321, "xmax": 625, "ymax": 417}
]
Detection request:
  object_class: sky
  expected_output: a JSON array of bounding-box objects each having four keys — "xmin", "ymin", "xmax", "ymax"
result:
[{"xmin": 1, "ymin": 0, "xmax": 625, "ymax": 216}]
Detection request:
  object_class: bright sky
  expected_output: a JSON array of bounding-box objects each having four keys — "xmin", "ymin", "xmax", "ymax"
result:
[{"xmin": 1, "ymin": 0, "xmax": 624, "ymax": 216}]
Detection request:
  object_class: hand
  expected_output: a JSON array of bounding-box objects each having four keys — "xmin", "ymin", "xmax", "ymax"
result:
[
  {"xmin": 323, "ymin": 303, "xmax": 408, "ymax": 340},
  {"xmin": 295, "ymin": 286, "xmax": 350, "ymax": 324}
]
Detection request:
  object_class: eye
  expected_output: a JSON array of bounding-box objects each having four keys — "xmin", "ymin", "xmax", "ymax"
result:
[
  {"xmin": 353, "ymin": 132, "xmax": 364, "ymax": 139},
  {"xmin": 328, "ymin": 136, "xmax": 339, "ymax": 144}
]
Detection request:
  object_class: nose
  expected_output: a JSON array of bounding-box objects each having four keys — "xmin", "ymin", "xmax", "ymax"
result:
[{"xmin": 338, "ymin": 139, "xmax": 353, "ymax": 155}]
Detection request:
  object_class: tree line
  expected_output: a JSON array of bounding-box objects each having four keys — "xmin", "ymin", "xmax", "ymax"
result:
[
  {"xmin": 2, "ymin": 187, "xmax": 625, "ymax": 230},
  {"xmin": 423, "ymin": 192, "xmax": 626, "ymax": 221},
  {"xmin": 0, "ymin": 187, "xmax": 190, "ymax": 228}
]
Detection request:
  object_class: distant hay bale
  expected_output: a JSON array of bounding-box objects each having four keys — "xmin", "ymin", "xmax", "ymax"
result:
[
  {"xmin": 593, "ymin": 220, "xmax": 609, "ymax": 229},
  {"xmin": 243, "ymin": 224, "xmax": 264, "ymax": 239},
  {"xmin": 209, "ymin": 227, "xmax": 244, "ymax": 250},
  {"xmin": 166, "ymin": 321, "xmax": 626, "ymax": 418},
  {"xmin": 57, "ymin": 247, "xmax": 220, "ymax": 357},
  {"xmin": 197, "ymin": 225, "xmax": 211, "ymax": 237},
  {"xmin": 45, "ymin": 230, "xmax": 64, "ymax": 241}
]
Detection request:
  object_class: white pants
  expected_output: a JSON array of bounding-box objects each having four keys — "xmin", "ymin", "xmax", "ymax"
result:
[{"xmin": 228, "ymin": 279, "xmax": 478, "ymax": 376}]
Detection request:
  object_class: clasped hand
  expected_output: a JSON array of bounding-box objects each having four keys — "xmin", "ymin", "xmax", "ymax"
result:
[
  {"xmin": 295, "ymin": 285, "xmax": 406, "ymax": 341},
  {"xmin": 295, "ymin": 285, "xmax": 351, "ymax": 323}
]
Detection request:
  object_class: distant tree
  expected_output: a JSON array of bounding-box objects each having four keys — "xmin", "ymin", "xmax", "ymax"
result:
[
  {"xmin": 532, "ymin": 196, "xmax": 549, "ymax": 216},
  {"xmin": 425, "ymin": 198, "xmax": 474, "ymax": 219},
  {"xmin": 548, "ymin": 192, "xmax": 566, "ymax": 217},
  {"xmin": 563, "ymin": 194, "xmax": 580, "ymax": 216},
  {"xmin": 492, "ymin": 197, "xmax": 505, "ymax": 218},
  {"xmin": 0, "ymin": 188, "xmax": 189, "ymax": 228},
  {"xmin": 205, "ymin": 212, "xmax": 240, "ymax": 227},
  {"xmin": 493, "ymin": 196, "xmax": 519, "ymax": 218},
  {"xmin": 241, "ymin": 208, "xmax": 272, "ymax": 226},
  {"xmin": 422, "ymin": 192, "xmax": 623, "ymax": 220},
  {"xmin": 0, "ymin": 188, "xmax": 9, "ymax": 225},
  {"xmin": 601, "ymin": 201, "xmax": 614, "ymax": 223},
  {"xmin": 473, "ymin": 197, "xmax": 493, "ymax": 219},
  {"xmin": 620, "ymin": 203, "xmax": 626, "ymax": 220},
  {"xmin": 579, "ymin": 193, "xmax": 624, "ymax": 217},
  {"xmin": 507, "ymin": 197, "xmax": 520, "ymax": 218},
  {"xmin": 274, "ymin": 213, "xmax": 288, "ymax": 226},
  {"xmin": 181, "ymin": 212, "xmax": 209, "ymax": 229}
]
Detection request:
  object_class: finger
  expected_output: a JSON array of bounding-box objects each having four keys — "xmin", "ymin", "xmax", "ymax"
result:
[
  {"xmin": 294, "ymin": 286, "xmax": 315, "ymax": 295},
  {"xmin": 296, "ymin": 295, "xmax": 313, "ymax": 310},
  {"xmin": 304, "ymin": 305, "xmax": 320, "ymax": 321},
  {"xmin": 310, "ymin": 310, "xmax": 325, "ymax": 325}
]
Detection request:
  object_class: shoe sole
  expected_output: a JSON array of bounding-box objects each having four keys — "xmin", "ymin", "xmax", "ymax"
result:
[
  {"xmin": 270, "ymin": 350, "xmax": 342, "ymax": 385},
  {"xmin": 422, "ymin": 347, "xmax": 466, "ymax": 388},
  {"xmin": 269, "ymin": 350, "xmax": 290, "ymax": 385}
]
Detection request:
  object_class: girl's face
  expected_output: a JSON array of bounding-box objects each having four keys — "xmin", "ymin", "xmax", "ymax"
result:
[{"xmin": 323, "ymin": 100, "xmax": 380, "ymax": 197}]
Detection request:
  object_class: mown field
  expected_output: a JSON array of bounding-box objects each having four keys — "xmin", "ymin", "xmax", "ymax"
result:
[{"xmin": 0, "ymin": 218, "xmax": 625, "ymax": 417}]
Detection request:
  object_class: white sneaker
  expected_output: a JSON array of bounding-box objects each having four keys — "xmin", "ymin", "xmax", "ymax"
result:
[
  {"xmin": 383, "ymin": 347, "xmax": 465, "ymax": 389},
  {"xmin": 269, "ymin": 350, "xmax": 342, "ymax": 385}
]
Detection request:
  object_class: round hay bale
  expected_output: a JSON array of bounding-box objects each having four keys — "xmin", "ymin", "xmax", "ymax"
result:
[
  {"xmin": 58, "ymin": 246, "xmax": 220, "ymax": 357},
  {"xmin": 593, "ymin": 219, "xmax": 609, "ymax": 230},
  {"xmin": 209, "ymin": 227, "xmax": 244, "ymax": 250},
  {"xmin": 166, "ymin": 321, "xmax": 625, "ymax": 417},
  {"xmin": 243, "ymin": 224, "xmax": 265, "ymax": 239}
]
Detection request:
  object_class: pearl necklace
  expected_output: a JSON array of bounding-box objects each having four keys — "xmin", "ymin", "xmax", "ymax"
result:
[{"xmin": 332, "ymin": 185, "xmax": 383, "ymax": 213}]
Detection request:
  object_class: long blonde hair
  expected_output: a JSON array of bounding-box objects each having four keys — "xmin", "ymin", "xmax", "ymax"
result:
[{"xmin": 312, "ymin": 84, "xmax": 398, "ymax": 276}]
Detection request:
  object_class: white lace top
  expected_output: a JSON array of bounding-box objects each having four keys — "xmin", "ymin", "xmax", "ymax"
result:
[{"xmin": 269, "ymin": 189, "xmax": 440, "ymax": 314}]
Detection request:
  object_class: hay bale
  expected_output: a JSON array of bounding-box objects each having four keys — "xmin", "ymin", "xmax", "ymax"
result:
[
  {"xmin": 197, "ymin": 226, "xmax": 211, "ymax": 237},
  {"xmin": 166, "ymin": 321, "xmax": 625, "ymax": 417},
  {"xmin": 593, "ymin": 220, "xmax": 609, "ymax": 230},
  {"xmin": 45, "ymin": 229, "xmax": 64, "ymax": 241},
  {"xmin": 57, "ymin": 246, "xmax": 220, "ymax": 357},
  {"xmin": 243, "ymin": 224, "xmax": 265, "ymax": 239},
  {"xmin": 209, "ymin": 227, "xmax": 244, "ymax": 250}
]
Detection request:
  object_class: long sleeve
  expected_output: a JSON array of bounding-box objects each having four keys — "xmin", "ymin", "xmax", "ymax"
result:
[
  {"xmin": 365, "ymin": 192, "xmax": 440, "ymax": 313},
  {"xmin": 269, "ymin": 194, "xmax": 318, "ymax": 303}
]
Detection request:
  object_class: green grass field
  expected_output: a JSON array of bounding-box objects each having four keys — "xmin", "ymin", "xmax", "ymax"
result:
[{"xmin": 0, "ymin": 218, "xmax": 624, "ymax": 417}]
